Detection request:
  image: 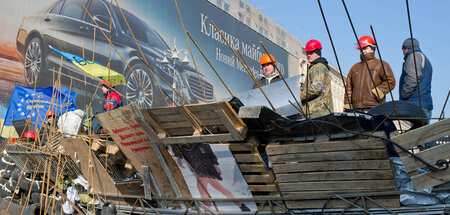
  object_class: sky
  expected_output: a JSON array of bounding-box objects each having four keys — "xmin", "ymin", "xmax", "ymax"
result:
[{"xmin": 246, "ymin": 0, "xmax": 449, "ymax": 119}]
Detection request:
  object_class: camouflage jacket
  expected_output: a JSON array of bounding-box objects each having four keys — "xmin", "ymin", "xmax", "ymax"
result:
[{"xmin": 300, "ymin": 58, "xmax": 333, "ymax": 118}]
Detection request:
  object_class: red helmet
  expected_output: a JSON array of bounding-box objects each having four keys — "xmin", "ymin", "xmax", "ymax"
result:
[
  {"xmin": 304, "ymin": 39, "xmax": 322, "ymax": 52},
  {"xmin": 11, "ymin": 138, "xmax": 17, "ymax": 143},
  {"xmin": 260, "ymin": 54, "xmax": 276, "ymax": 65},
  {"xmin": 46, "ymin": 109, "xmax": 55, "ymax": 117},
  {"xmin": 100, "ymin": 80, "xmax": 112, "ymax": 87},
  {"xmin": 356, "ymin": 36, "xmax": 376, "ymax": 49},
  {"xmin": 22, "ymin": 131, "xmax": 36, "ymax": 140}
]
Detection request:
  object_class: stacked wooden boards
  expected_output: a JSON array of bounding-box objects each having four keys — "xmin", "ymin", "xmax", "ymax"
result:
[
  {"xmin": 266, "ymin": 137, "xmax": 400, "ymax": 209},
  {"xmin": 228, "ymin": 136, "xmax": 283, "ymax": 210}
]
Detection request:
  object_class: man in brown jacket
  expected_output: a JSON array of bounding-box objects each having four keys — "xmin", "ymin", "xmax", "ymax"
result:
[{"xmin": 344, "ymin": 36, "xmax": 396, "ymax": 112}]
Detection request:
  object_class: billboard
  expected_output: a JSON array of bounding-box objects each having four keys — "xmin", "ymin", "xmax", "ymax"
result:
[{"xmin": 0, "ymin": 0, "xmax": 295, "ymax": 113}]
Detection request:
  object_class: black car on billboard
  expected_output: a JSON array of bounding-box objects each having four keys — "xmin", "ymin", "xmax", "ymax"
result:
[{"xmin": 16, "ymin": 0, "xmax": 214, "ymax": 108}]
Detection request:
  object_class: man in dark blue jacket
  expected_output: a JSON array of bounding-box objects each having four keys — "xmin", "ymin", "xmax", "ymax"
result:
[{"xmin": 399, "ymin": 38, "xmax": 433, "ymax": 122}]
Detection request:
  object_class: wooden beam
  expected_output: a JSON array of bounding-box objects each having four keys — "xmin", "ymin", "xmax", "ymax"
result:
[
  {"xmin": 279, "ymin": 180, "xmax": 396, "ymax": 192},
  {"xmin": 266, "ymin": 139, "xmax": 386, "ymax": 156},
  {"xmin": 391, "ymin": 118, "xmax": 450, "ymax": 150},
  {"xmin": 272, "ymin": 160, "xmax": 392, "ymax": 174},
  {"xmin": 401, "ymin": 142, "xmax": 450, "ymax": 173},
  {"xmin": 269, "ymin": 149, "xmax": 388, "ymax": 164},
  {"xmin": 276, "ymin": 170, "xmax": 395, "ymax": 183}
]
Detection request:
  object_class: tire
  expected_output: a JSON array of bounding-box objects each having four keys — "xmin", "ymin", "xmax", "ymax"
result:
[
  {"xmin": 0, "ymin": 178, "xmax": 17, "ymax": 193},
  {"xmin": 368, "ymin": 100, "xmax": 428, "ymax": 129},
  {"xmin": 101, "ymin": 202, "xmax": 117, "ymax": 215},
  {"xmin": 24, "ymin": 37, "xmax": 45, "ymax": 86},
  {"xmin": 18, "ymin": 175, "xmax": 42, "ymax": 193},
  {"xmin": 124, "ymin": 63, "xmax": 157, "ymax": 108},
  {"xmin": 0, "ymin": 156, "xmax": 16, "ymax": 172}
]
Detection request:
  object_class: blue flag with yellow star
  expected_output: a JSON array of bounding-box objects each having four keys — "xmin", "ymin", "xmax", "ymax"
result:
[{"xmin": 3, "ymin": 86, "xmax": 77, "ymax": 128}]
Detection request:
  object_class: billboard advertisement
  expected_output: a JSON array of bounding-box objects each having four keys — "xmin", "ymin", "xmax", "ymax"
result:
[{"xmin": 0, "ymin": 0, "xmax": 294, "ymax": 113}]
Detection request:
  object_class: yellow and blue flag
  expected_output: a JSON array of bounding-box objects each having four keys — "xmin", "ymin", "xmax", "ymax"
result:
[
  {"xmin": 49, "ymin": 46, "xmax": 125, "ymax": 86},
  {"xmin": 1, "ymin": 86, "xmax": 77, "ymax": 137}
]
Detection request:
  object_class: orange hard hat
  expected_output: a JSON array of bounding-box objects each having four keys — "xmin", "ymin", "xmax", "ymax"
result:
[
  {"xmin": 260, "ymin": 54, "xmax": 276, "ymax": 65},
  {"xmin": 46, "ymin": 109, "xmax": 55, "ymax": 117},
  {"xmin": 100, "ymin": 80, "xmax": 112, "ymax": 87},
  {"xmin": 22, "ymin": 131, "xmax": 36, "ymax": 140},
  {"xmin": 356, "ymin": 36, "xmax": 376, "ymax": 49},
  {"xmin": 304, "ymin": 39, "xmax": 322, "ymax": 52}
]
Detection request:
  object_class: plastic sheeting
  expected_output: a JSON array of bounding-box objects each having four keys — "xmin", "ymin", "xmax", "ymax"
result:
[
  {"xmin": 57, "ymin": 109, "xmax": 85, "ymax": 137},
  {"xmin": 391, "ymin": 157, "xmax": 450, "ymax": 206}
]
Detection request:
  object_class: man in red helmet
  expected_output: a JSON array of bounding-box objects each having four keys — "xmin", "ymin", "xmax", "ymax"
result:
[
  {"xmin": 253, "ymin": 54, "xmax": 281, "ymax": 88},
  {"xmin": 344, "ymin": 36, "xmax": 396, "ymax": 112},
  {"xmin": 22, "ymin": 131, "xmax": 36, "ymax": 144},
  {"xmin": 300, "ymin": 39, "xmax": 333, "ymax": 118},
  {"xmin": 38, "ymin": 109, "xmax": 57, "ymax": 147},
  {"xmin": 101, "ymin": 80, "xmax": 122, "ymax": 111}
]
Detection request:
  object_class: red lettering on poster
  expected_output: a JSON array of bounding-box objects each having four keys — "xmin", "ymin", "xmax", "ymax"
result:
[
  {"xmin": 130, "ymin": 124, "xmax": 141, "ymax": 129},
  {"xmin": 120, "ymin": 138, "xmax": 149, "ymax": 147},
  {"xmin": 131, "ymin": 146, "xmax": 152, "ymax": 152},
  {"xmin": 119, "ymin": 133, "xmax": 135, "ymax": 140},
  {"xmin": 112, "ymin": 126, "xmax": 130, "ymax": 133}
]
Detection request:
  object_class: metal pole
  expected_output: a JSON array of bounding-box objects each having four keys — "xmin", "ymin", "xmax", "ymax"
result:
[
  {"xmin": 405, "ymin": 0, "xmax": 424, "ymax": 124},
  {"xmin": 186, "ymin": 32, "xmax": 234, "ymax": 97},
  {"xmin": 341, "ymin": 0, "xmax": 388, "ymax": 116},
  {"xmin": 210, "ymin": 20, "xmax": 277, "ymax": 112}
]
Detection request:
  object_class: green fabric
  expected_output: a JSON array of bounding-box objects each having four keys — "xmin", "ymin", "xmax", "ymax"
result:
[{"xmin": 300, "ymin": 62, "xmax": 334, "ymax": 118}]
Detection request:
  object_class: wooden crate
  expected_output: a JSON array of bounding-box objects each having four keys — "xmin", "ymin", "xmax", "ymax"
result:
[
  {"xmin": 391, "ymin": 118, "xmax": 450, "ymax": 190},
  {"xmin": 266, "ymin": 137, "xmax": 400, "ymax": 209},
  {"xmin": 140, "ymin": 102, "xmax": 247, "ymax": 144},
  {"xmin": 228, "ymin": 136, "xmax": 284, "ymax": 210}
]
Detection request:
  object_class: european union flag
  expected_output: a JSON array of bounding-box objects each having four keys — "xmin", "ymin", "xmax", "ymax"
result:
[{"xmin": 3, "ymin": 86, "xmax": 77, "ymax": 128}]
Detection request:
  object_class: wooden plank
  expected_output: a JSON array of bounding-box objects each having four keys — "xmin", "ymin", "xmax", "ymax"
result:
[
  {"xmin": 391, "ymin": 118, "xmax": 450, "ymax": 150},
  {"xmin": 244, "ymin": 174, "xmax": 274, "ymax": 183},
  {"xmin": 272, "ymin": 160, "xmax": 392, "ymax": 174},
  {"xmin": 282, "ymin": 190, "xmax": 381, "ymax": 198},
  {"xmin": 159, "ymin": 118, "xmax": 223, "ymax": 129},
  {"xmin": 215, "ymin": 109, "xmax": 245, "ymax": 140},
  {"xmin": 269, "ymin": 149, "xmax": 388, "ymax": 164},
  {"xmin": 276, "ymin": 170, "xmax": 395, "ymax": 183},
  {"xmin": 160, "ymin": 133, "xmax": 237, "ymax": 144},
  {"xmin": 61, "ymin": 138, "xmax": 121, "ymax": 196},
  {"xmin": 154, "ymin": 111, "xmax": 218, "ymax": 122},
  {"xmin": 233, "ymin": 153, "xmax": 263, "ymax": 163},
  {"xmin": 266, "ymin": 139, "xmax": 386, "ymax": 156},
  {"xmin": 401, "ymin": 142, "xmax": 450, "ymax": 172},
  {"xmin": 285, "ymin": 197, "xmax": 400, "ymax": 209},
  {"xmin": 149, "ymin": 102, "xmax": 224, "ymax": 115},
  {"xmin": 228, "ymin": 143, "xmax": 255, "ymax": 152},
  {"xmin": 238, "ymin": 164, "xmax": 268, "ymax": 173},
  {"xmin": 248, "ymin": 184, "xmax": 278, "ymax": 192},
  {"xmin": 410, "ymin": 168, "xmax": 450, "ymax": 190},
  {"xmin": 142, "ymin": 166, "xmax": 152, "ymax": 200},
  {"xmin": 279, "ymin": 180, "xmax": 397, "ymax": 192}
]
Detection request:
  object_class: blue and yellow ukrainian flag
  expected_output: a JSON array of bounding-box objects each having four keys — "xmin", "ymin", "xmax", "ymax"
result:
[{"xmin": 49, "ymin": 46, "xmax": 125, "ymax": 86}]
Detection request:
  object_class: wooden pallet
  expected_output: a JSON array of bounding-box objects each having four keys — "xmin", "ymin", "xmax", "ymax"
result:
[
  {"xmin": 140, "ymin": 102, "xmax": 247, "ymax": 144},
  {"xmin": 266, "ymin": 137, "xmax": 400, "ymax": 209},
  {"xmin": 228, "ymin": 136, "xmax": 284, "ymax": 210},
  {"xmin": 391, "ymin": 118, "xmax": 450, "ymax": 190}
]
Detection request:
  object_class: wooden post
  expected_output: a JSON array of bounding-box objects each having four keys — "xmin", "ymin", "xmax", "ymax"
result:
[{"xmin": 142, "ymin": 165, "xmax": 152, "ymax": 200}]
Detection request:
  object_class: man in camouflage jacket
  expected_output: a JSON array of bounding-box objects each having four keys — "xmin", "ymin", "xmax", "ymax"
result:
[{"xmin": 300, "ymin": 39, "xmax": 333, "ymax": 118}]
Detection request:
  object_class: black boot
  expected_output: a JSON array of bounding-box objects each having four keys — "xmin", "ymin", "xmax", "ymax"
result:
[{"xmin": 240, "ymin": 203, "xmax": 250, "ymax": 211}]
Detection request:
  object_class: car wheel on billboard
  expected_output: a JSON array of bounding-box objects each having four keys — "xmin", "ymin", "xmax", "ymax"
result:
[
  {"xmin": 24, "ymin": 37, "xmax": 44, "ymax": 86},
  {"xmin": 125, "ymin": 63, "xmax": 155, "ymax": 109}
]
